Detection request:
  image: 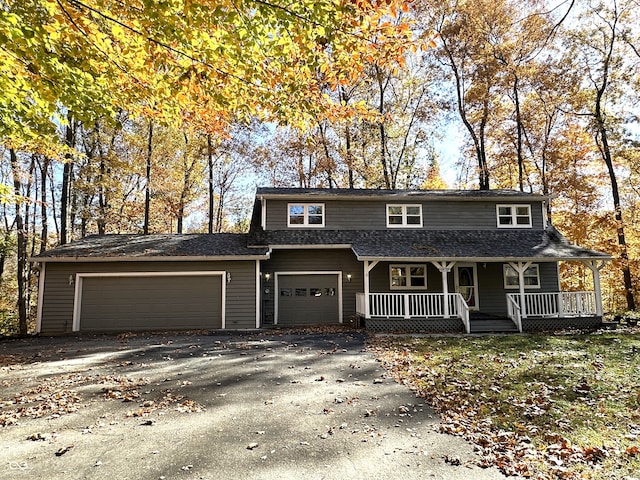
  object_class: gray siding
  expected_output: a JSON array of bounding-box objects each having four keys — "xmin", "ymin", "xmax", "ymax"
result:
[
  {"xmin": 477, "ymin": 262, "xmax": 559, "ymax": 317},
  {"xmin": 260, "ymin": 249, "xmax": 362, "ymax": 325},
  {"xmin": 40, "ymin": 260, "xmax": 257, "ymax": 335},
  {"xmin": 265, "ymin": 199, "xmax": 546, "ymax": 231},
  {"xmin": 368, "ymin": 262, "xmax": 444, "ymax": 293}
]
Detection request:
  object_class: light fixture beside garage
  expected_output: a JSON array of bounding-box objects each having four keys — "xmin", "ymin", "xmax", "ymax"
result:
[
  {"xmin": 226, "ymin": 272, "xmax": 232, "ymax": 284},
  {"xmin": 69, "ymin": 274, "xmax": 74, "ymax": 286},
  {"xmin": 346, "ymin": 273, "xmax": 352, "ymax": 283},
  {"xmin": 263, "ymin": 272, "xmax": 271, "ymax": 282}
]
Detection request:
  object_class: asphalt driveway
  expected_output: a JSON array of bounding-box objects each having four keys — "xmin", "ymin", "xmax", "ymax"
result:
[{"xmin": 0, "ymin": 331, "xmax": 509, "ymax": 480}]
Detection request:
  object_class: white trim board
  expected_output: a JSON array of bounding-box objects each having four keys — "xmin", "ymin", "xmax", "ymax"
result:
[
  {"xmin": 72, "ymin": 271, "xmax": 226, "ymax": 332},
  {"xmin": 36, "ymin": 262, "xmax": 46, "ymax": 334},
  {"xmin": 274, "ymin": 271, "xmax": 343, "ymax": 325}
]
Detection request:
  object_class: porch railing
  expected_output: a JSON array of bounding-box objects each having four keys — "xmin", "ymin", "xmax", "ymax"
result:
[
  {"xmin": 355, "ymin": 292, "xmax": 470, "ymax": 333},
  {"xmin": 506, "ymin": 291, "xmax": 597, "ymax": 318},
  {"xmin": 506, "ymin": 295, "xmax": 523, "ymax": 333}
]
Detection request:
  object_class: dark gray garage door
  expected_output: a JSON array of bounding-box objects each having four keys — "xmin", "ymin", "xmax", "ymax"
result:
[
  {"xmin": 79, "ymin": 275, "xmax": 222, "ymax": 331},
  {"xmin": 277, "ymin": 274, "xmax": 339, "ymax": 325}
]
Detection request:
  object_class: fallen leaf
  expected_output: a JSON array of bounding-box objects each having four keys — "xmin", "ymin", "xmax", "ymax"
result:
[{"xmin": 55, "ymin": 445, "xmax": 74, "ymax": 456}]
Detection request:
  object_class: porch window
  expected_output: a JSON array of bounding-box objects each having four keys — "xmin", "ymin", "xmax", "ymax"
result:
[
  {"xmin": 386, "ymin": 204, "xmax": 423, "ymax": 227},
  {"xmin": 390, "ymin": 264, "xmax": 427, "ymax": 290},
  {"xmin": 288, "ymin": 203, "xmax": 325, "ymax": 227},
  {"xmin": 503, "ymin": 264, "xmax": 540, "ymax": 289},
  {"xmin": 496, "ymin": 204, "xmax": 532, "ymax": 228}
]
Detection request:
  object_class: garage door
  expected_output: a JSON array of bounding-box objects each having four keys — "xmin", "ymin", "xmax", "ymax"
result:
[
  {"xmin": 78, "ymin": 274, "xmax": 223, "ymax": 331},
  {"xmin": 277, "ymin": 274, "xmax": 340, "ymax": 325}
]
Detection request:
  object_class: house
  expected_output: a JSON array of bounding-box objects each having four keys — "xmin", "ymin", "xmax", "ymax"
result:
[{"xmin": 33, "ymin": 188, "xmax": 611, "ymax": 335}]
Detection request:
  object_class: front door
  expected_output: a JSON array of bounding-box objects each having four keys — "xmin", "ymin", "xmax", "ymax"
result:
[{"xmin": 455, "ymin": 263, "xmax": 479, "ymax": 310}]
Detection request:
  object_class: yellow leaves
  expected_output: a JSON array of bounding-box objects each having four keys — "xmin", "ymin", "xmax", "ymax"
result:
[
  {"xmin": 110, "ymin": 23, "xmax": 125, "ymax": 39},
  {"xmin": 2, "ymin": 0, "xmax": 419, "ymax": 152}
]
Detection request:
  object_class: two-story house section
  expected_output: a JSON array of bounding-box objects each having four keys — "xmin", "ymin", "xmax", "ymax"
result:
[
  {"xmin": 33, "ymin": 187, "xmax": 610, "ymax": 335},
  {"xmin": 249, "ymin": 188, "xmax": 610, "ymax": 333}
]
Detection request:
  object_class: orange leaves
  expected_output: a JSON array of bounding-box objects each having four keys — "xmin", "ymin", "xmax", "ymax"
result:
[{"xmin": 626, "ymin": 445, "xmax": 640, "ymax": 456}]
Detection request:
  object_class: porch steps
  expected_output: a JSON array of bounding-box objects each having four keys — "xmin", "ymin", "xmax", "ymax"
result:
[{"xmin": 469, "ymin": 314, "xmax": 519, "ymax": 333}]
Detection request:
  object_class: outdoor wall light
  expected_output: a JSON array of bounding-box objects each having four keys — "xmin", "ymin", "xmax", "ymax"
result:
[
  {"xmin": 69, "ymin": 274, "xmax": 74, "ymax": 286},
  {"xmin": 346, "ymin": 273, "xmax": 352, "ymax": 283},
  {"xmin": 264, "ymin": 273, "xmax": 271, "ymax": 282},
  {"xmin": 226, "ymin": 272, "xmax": 232, "ymax": 284}
]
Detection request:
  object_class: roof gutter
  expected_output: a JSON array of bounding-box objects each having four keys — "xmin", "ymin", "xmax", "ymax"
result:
[
  {"xmin": 257, "ymin": 193, "xmax": 553, "ymax": 202},
  {"xmin": 29, "ymin": 254, "xmax": 270, "ymax": 263},
  {"xmin": 354, "ymin": 255, "xmax": 612, "ymax": 263}
]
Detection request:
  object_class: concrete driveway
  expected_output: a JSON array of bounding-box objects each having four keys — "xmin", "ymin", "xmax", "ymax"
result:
[{"xmin": 0, "ymin": 331, "xmax": 509, "ymax": 480}]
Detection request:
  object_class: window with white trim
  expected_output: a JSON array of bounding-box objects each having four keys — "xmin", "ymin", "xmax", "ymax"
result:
[
  {"xmin": 386, "ymin": 204, "xmax": 423, "ymax": 227},
  {"xmin": 503, "ymin": 264, "xmax": 540, "ymax": 289},
  {"xmin": 288, "ymin": 203, "xmax": 325, "ymax": 227},
  {"xmin": 390, "ymin": 265, "xmax": 427, "ymax": 290},
  {"xmin": 497, "ymin": 204, "xmax": 532, "ymax": 228}
]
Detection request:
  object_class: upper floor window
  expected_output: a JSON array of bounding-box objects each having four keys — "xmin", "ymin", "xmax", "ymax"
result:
[
  {"xmin": 390, "ymin": 264, "xmax": 427, "ymax": 290},
  {"xmin": 288, "ymin": 203, "xmax": 324, "ymax": 227},
  {"xmin": 503, "ymin": 264, "xmax": 540, "ymax": 289},
  {"xmin": 496, "ymin": 204, "xmax": 531, "ymax": 228},
  {"xmin": 387, "ymin": 204, "xmax": 423, "ymax": 228}
]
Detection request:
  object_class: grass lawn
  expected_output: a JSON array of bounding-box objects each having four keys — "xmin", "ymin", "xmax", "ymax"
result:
[{"xmin": 369, "ymin": 330, "xmax": 640, "ymax": 479}]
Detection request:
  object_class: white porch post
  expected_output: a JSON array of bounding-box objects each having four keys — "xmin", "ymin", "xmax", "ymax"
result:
[
  {"xmin": 363, "ymin": 260, "xmax": 379, "ymax": 319},
  {"xmin": 509, "ymin": 261, "xmax": 531, "ymax": 319},
  {"xmin": 583, "ymin": 260, "xmax": 605, "ymax": 317},
  {"xmin": 432, "ymin": 261, "xmax": 456, "ymax": 318}
]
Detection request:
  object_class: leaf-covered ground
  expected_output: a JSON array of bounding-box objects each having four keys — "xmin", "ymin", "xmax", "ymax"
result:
[{"xmin": 369, "ymin": 330, "xmax": 640, "ymax": 479}]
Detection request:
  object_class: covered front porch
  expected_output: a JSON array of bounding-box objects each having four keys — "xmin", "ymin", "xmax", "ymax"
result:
[{"xmin": 355, "ymin": 259, "xmax": 606, "ymax": 333}]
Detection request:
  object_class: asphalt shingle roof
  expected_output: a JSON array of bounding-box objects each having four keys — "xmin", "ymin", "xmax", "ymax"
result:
[
  {"xmin": 253, "ymin": 227, "xmax": 610, "ymax": 261},
  {"xmin": 33, "ymin": 228, "xmax": 608, "ymax": 263},
  {"xmin": 34, "ymin": 234, "xmax": 269, "ymax": 261},
  {"xmin": 256, "ymin": 187, "xmax": 549, "ymax": 200}
]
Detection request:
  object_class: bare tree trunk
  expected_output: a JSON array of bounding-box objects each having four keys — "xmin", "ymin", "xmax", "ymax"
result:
[
  {"xmin": 591, "ymin": 7, "xmax": 636, "ymax": 311},
  {"xmin": 25, "ymin": 156, "xmax": 36, "ymax": 322},
  {"xmin": 176, "ymin": 133, "xmax": 191, "ymax": 234},
  {"xmin": 345, "ymin": 123, "xmax": 354, "ymax": 188},
  {"xmin": 596, "ymin": 118, "xmax": 635, "ymax": 310},
  {"xmin": 317, "ymin": 122, "xmax": 334, "ymax": 188},
  {"xmin": 60, "ymin": 119, "xmax": 75, "ymax": 245},
  {"xmin": 9, "ymin": 149, "xmax": 28, "ymax": 335},
  {"xmin": 513, "ymin": 75, "xmax": 525, "ymax": 191},
  {"xmin": 69, "ymin": 161, "xmax": 77, "ymax": 241},
  {"xmin": 37, "ymin": 156, "xmax": 50, "ymax": 252},
  {"xmin": 143, "ymin": 121, "xmax": 153, "ymax": 235},
  {"xmin": 215, "ymin": 190, "xmax": 224, "ymax": 233},
  {"xmin": 207, "ymin": 135, "xmax": 214, "ymax": 234},
  {"xmin": 441, "ymin": 39, "xmax": 490, "ymax": 190},
  {"xmin": 375, "ymin": 66, "xmax": 392, "ymax": 189},
  {"xmin": 339, "ymin": 87, "xmax": 355, "ymax": 188}
]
